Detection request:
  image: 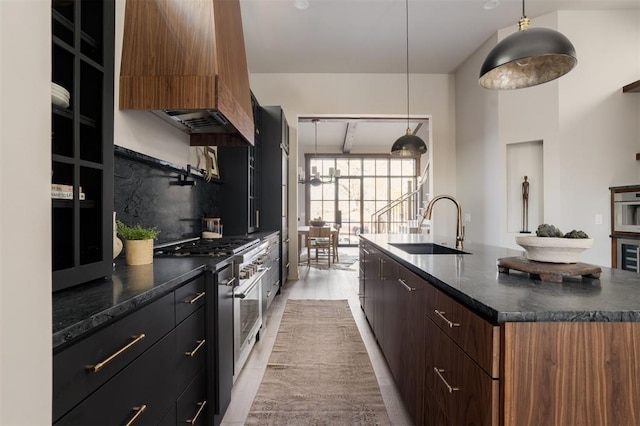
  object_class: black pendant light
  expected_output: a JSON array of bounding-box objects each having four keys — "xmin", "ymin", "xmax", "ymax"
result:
[
  {"xmin": 479, "ymin": 0, "xmax": 577, "ymax": 90},
  {"xmin": 391, "ymin": 0, "xmax": 427, "ymax": 157}
]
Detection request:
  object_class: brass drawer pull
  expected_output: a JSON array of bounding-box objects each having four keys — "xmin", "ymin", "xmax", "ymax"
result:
[
  {"xmin": 397, "ymin": 278, "xmax": 415, "ymax": 292},
  {"xmin": 186, "ymin": 400, "xmax": 207, "ymax": 424},
  {"xmin": 88, "ymin": 334, "xmax": 146, "ymax": 373},
  {"xmin": 434, "ymin": 367, "xmax": 459, "ymax": 393},
  {"xmin": 222, "ymin": 277, "xmax": 236, "ymax": 287},
  {"xmin": 125, "ymin": 405, "xmax": 147, "ymax": 426},
  {"xmin": 185, "ymin": 291, "xmax": 205, "ymax": 304},
  {"xmin": 185, "ymin": 340, "xmax": 206, "ymax": 357},
  {"xmin": 434, "ymin": 310, "xmax": 460, "ymax": 328},
  {"xmin": 285, "ymin": 262, "xmax": 290, "ymax": 268}
]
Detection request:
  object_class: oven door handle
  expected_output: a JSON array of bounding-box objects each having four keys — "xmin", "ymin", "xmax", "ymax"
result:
[{"xmin": 234, "ymin": 269, "xmax": 267, "ymax": 299}]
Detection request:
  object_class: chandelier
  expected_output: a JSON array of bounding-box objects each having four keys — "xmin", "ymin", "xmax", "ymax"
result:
[{"xmin": 298, "ymin": 119, "xmax": 340, "ymax": 186}]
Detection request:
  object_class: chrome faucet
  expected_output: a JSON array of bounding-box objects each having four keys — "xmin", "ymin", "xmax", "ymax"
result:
[{"xmin": 419, "ymin": 195, "xmax": 465, "ymax": 250}]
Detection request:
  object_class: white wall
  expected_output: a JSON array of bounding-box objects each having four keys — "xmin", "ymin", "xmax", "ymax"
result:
[
  {"xmin": 456, "ymin": 9, "xmax": 640, "ymax": 266},
  {"xmin": 250, "ymin": 73, "xmax": 457, "ymax": 277},
  {"xmin": 0, "ymin": 1, "xmax": 52, "ymax": 424}
]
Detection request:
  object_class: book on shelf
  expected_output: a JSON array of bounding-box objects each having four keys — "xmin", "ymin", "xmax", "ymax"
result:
[
  {"xmin": 51, "ymin": 183, "xmax": 73, "ymax": 192},
  {"xmin": 52, "ymin": 190, "xmax": 86, "ymax": 200}
]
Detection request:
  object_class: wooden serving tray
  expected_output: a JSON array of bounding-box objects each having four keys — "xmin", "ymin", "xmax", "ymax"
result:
[{"xmin": 497, "ymin": 256, "xmax": 602, "ymax": 283}]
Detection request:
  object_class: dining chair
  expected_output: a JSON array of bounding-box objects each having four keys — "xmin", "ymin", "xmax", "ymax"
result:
[{"xmin": 307, "ymin": 226, "xmax": 333, "ymax": 266}]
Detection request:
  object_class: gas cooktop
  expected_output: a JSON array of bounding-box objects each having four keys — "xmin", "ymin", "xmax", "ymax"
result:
[{"xmin": 154, "ymin": 236, "xmax": 260, "ymax": 257}]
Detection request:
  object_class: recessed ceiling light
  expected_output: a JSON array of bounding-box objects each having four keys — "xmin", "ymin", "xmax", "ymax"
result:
[
  {"xmin": 293, "ymin": 0, "xmax": 309, "ymax": 10},
  {"xmin": 483, "ymin": 0, "xmax": 500, "ymax": 10}
]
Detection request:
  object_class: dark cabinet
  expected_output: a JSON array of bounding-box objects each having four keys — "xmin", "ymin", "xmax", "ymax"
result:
[
  {"xmin": 208, "ymin": 265, "xmax": 234, "ymax": 426},
  {"xmin": 218, "ymin": 94, "xmax": 261, "ymax": 235},
  {"xmin": 260, "ymin": 106, "xmax": 290, "ymax": 286},
  {"xmin": 51, "ymin": 0, "xmax": 115, "ymax": 291},
  {"xmin": 53, "ymin": 274, "xmax": 215, "ymax": 424}
]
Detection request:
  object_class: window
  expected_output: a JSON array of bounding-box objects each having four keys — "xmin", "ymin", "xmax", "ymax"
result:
[{"xmin": 305, "ymin": 155, "xmax": 419, "ymax": 245}]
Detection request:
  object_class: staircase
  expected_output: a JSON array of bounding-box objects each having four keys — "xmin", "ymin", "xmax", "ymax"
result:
[{"xmin": 370, "ymin": 188, "xmax": 422, "ymax": 234}]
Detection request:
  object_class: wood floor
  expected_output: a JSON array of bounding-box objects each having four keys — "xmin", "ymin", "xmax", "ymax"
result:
[{"xmin": 221, "ymin": 247, "xmax": 414, "ymax": 425}]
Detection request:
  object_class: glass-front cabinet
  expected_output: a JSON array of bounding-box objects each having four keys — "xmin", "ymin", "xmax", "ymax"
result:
[{"xmin": 51, "ymin": 0, "xmax": 114, "ymax": 291}]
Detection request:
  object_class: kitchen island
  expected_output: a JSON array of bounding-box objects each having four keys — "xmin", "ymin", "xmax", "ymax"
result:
[{"xmin": 360, "ymin": 233, "xmax": 640, "ymax": 426}]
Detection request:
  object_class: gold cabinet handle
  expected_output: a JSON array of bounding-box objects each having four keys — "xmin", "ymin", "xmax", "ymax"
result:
[
  {"xmin": 222, "ymin": 277, "xmax": 236, "ymax": 287},
  {"xmin": 285, "ymin": 262, "xmax": 290, "ymax": 268},
  {"xmin": 186, "ymin": 401, "xmax": 207, "ymax": 424},
  {"xmin": 185, "ymin": 291, "xmax": 205, "ymax": 304},
  {"xmin": 88, "ymin": 334, "xmax": 145, "ymax": 373},
  {"xmin": 285, "ymin": 238, "xmax": 290, "ymax": 243},
  {"xmin": 397, "ymin": 278, "xmax": 415, "ymax": 292},
  {"xmin": 434, "ymin": 368, "xmax": 459, "ymax": 393},
  {"xmin": 125, "ymin": 405, "xmax": 147, "ymax": 426},
  {"xmin": 185, "ymin": 340, "xmax": 205, "ymax": 357},
  {"xmin": 434, "ymin": 310, "xmax": 460, "ymax": 328}
]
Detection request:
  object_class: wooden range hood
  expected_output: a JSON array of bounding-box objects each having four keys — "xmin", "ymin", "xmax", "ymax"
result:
[{"xmin": 120, "ymin": 0, "xmax": 254, "ymax": 146}]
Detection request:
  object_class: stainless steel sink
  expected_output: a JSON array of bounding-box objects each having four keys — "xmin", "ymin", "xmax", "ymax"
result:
[{"xmin": 389, "ymin": 243, "xmax": 470, "ymax": 255}]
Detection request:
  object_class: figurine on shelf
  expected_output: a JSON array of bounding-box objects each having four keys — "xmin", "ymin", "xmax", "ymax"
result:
[{"xmin": 521, "ymin": 176, "xmax": 530, "ymax": 233}]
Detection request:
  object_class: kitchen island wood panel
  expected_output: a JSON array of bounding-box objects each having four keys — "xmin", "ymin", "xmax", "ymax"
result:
[
  {"xmin": 360, "ymin": 233, "xmax": 640, "ymax": 426},
  {"xmin": 502, "ymin": 321, "xmax": 640, "ymax": 426}
]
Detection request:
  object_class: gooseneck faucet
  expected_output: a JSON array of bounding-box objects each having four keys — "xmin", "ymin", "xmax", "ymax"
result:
[{"xmin": 420, "ymin": 195, "xmax": 465, "ymax": 250}]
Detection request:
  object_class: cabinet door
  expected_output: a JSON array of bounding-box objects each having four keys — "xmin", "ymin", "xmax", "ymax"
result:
[
  {"xmin": 362, "ymin": 243, "xmax": 379, "ymax": 330},
  {"xmin": 52, "ymin": 0, "xmax": 115, "ymax": 291},
  {"xmin": 176, "ymin": 307, "xmax": 206, "ymax": 394},
  {"xmin": 208, "ymin": 267, "xmax": 234, "ymax": 425},
  {"xmin": 56, "ymin": 330, "xmax": 177, "ymax": 425},
  {"xmin": 425, "ymin": 317, "xmax": 498, "ymax": 426}
]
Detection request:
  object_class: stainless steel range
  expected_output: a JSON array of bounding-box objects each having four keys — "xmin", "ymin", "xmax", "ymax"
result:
[
  {"xmin": 154, "ymin": 236, "xmax": 268, "ymax": 378},
  {"xmin": 231, "ymin": 239, "xmax": 269, "ymax": 377}
]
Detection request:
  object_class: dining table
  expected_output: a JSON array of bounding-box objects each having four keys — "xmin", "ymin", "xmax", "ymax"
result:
[{"xmin": 297, "ymin": 225, "xmax": 339, "ymax": 261}]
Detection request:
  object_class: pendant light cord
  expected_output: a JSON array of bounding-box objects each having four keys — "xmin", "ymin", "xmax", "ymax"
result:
[
  {"xmin": 522, "ymin": 0, "xmax": 526, "ymax": 17},
  {"xmin": 405, "ymin": 0, "xmax": 410, "ymax": 131}
]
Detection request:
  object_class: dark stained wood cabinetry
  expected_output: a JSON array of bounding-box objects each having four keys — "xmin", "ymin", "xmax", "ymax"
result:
[
  {"xmin": 51, "ymin": 0, "xmax": 115, "ymax": 291},
  {"xmin": 361, "ymin": 239, "xmax": 640, "ymax": 426}
]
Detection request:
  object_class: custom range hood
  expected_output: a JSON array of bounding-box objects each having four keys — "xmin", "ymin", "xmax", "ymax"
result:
[{"xmin": 119, "ymin": 0, "xmax": 254, "ymax": 146}]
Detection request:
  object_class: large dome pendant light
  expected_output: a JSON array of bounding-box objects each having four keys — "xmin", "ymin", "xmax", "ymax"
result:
[
  {"xmin": 479, "ymin": 0, "xmax": 577, "ymax": 90},
  {"xmin": 391, "ymin": 0, "xmax": 427, "ymax": 157}
]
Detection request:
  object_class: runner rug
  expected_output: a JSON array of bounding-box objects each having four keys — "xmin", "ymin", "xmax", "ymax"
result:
[{"xmin": 245, "ymin": 299, "xmax": 390, "ymax": 425}]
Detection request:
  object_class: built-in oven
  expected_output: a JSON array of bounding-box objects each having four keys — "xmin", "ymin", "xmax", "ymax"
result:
[
  {"xmin": 614, "ymin": 191, "xmax": 640, "ymax": 233},
  {"xmin": 617, "ymin": 238, "xmax": 640, "ymax": 273},
  {"xmin": 232, "ymin": 240, "xmax": 269, "ymax": 378}
]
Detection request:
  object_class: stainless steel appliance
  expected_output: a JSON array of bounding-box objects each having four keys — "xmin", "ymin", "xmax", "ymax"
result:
[
  {"xmin": 231, "ymin": 240, "xmax": 269, "ymax": 378},
  {"xmin": 154, "ymin": 236, "xmax": 267, "ymax": 378},
  {"xmin": 617, "ymin": 238, "xmax": 640, "ymax": 273},
  {"xmin": 614, "ymin": 191, "xmax": 640, "ymax": 233}
]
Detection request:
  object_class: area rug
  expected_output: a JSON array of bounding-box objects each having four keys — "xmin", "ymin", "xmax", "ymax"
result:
[
  {"xmin": 299, "ymin": 252, "xmax": 359, "ymax": 271},
  {"xmin": 245, "ymin": 299, "xmax": 390, "ymax": 425}
]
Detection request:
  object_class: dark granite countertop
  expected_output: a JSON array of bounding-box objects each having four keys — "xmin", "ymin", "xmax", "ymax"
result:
[
  {"xmin": 361, "ymin": 234, "xmax": 640, "ymax": 324},
  {"xmin": 52, "ymin": 256, "xmax": 226, "ymax": 350},
  {"xmin": 52, "ymin": 232, "xmax": 281, "ymax": 350}
]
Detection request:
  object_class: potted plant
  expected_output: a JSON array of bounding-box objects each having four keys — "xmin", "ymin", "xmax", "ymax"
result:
[{"xmin": 116, "ymin": 221, "xmax": 160, "ymax": 265}]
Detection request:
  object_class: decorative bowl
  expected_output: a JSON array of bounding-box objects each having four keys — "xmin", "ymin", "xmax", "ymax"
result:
[
  {"xmin": 515, "ymin": 236, "xmax": 593, "ymax": 263},
  {"xmin": 310, "ymin": 220, "xmax": 326, "ymax": 227}
]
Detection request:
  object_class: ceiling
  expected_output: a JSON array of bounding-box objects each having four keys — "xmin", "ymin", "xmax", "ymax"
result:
[{"xmin": 239, "ymin": 0, "xmax": 639, "ymax": 150}]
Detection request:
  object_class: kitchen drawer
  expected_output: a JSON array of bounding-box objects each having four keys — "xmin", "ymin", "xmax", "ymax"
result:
[
  {"xmin": 175, "ymin": 275, "xmax": 206, "ymax": 324},
  {"xmin": 158, "ymin": 404, "xmax": 176, "ymax": 426},
  {"xmin": 425, "ymin": 284, "xmax": 499, "ymax": 377},
  {"xmin": 424, "ymin": 317, "xmax": 498, "ymax": 426},
  {"xmin": 53, "ymin": 292, "xmax": 175, "ymax": 421},
  {"xmin": 177, "ymin": 372, "xmax": 208, "ymax": 425},
  {"xmin": 56, "ymin": 330, "xmax": 177, "ymax": 425},
  {"xmin": 176, "ymin": 306, "xmax": 206, "ymax": 394}
]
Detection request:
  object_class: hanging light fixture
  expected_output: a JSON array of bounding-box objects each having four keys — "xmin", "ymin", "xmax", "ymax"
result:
[
  {"xmin": 391, "ymin": 0, "xmax": 427, "ymax": 157},
  {"xmin": 479, "ymin": 0, "xmax": 577, "ymax": 90},
  {"xmin": 298, "ymin": 119, "xmax": 340, "ymax": 186}
]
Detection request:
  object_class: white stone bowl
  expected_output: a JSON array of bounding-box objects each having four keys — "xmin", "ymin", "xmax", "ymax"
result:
[{"xmin": 515, "ymin": 236, "xmax": 593, "ymax": 263}]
